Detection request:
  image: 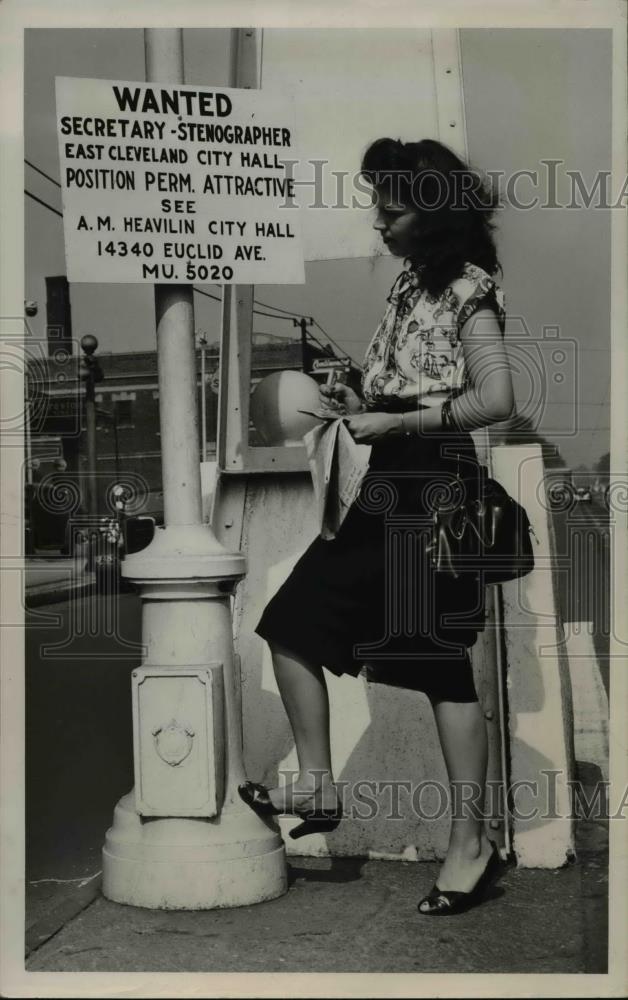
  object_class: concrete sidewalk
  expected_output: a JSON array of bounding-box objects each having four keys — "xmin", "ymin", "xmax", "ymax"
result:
[{"xmin": 25, "ymin": 806, "xmax": 607, "ymax": 975}]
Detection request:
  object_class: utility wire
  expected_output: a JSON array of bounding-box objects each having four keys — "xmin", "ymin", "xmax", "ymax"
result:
[
  {"xmin": 195, "ymin": 284, "xmax": 343, "ymax": 358},
  {"xmin": 25, "ymin": 158, "xmax": 62, "ymax": 188},
  {"xmin": 25, "ymin": 189, "xmax": 63, "ymax": 217},
  {"xmin": 196, "ymin": 287, "xmax": 359, "ymax": 363},
  {"xmin": 250, "ymin": 297, "xmax": 359, "ymax": 362},
  {"xmin": 253, "ymin": 331, "xmax": 300, "ymax": 340},
  {"xmin": 253, "ymin": 308, "xmax": 295, "ymax": 323},
  {"xmin": 193, "ymin": 286, "xmax": 304, "ymax": 325},
  {"xmin": 193, "ymin": 287, "xmax": 222, "ymax": 304},
  {"xmin": 312, "ymin": 318, "xmax": 361, "ymax": 367},
  {"xmin": 254, "ymin": 300, "xmax": 362, "ymax": 366},
  {"xmin": 193, "ymin": 276, "xmax": 305, "ymax": 321},
  {"xmin": 301, "ymin": 329, "xmax": 332, "ymax": 355},
  {"xmin": 250, "ymin": 298, "xmax": 364, "ymax": 366},
  {"xmin": 253, "ymin": 297, "xmax": 303, "ymax": 319}
]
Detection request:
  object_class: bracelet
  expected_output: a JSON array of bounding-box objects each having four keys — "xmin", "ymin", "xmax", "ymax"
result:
[
  {"xmin": 399, "ymin": 412, "xmax": 411, "ymax": 436},
  {"xmin": 440, "ymin": 397, "xmax": 457, "ymax": 431}
]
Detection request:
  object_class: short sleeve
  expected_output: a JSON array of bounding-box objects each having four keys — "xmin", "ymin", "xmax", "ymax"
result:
[{"xmin": 452, "ymin": 266, "xmax": 506, "ymax": 335}]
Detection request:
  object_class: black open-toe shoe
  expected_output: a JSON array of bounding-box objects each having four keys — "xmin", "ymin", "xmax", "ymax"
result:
[
  {"xmin": 237, "ymin": 781, "xmax": 282, "ymax": 816},
  {"xmin": 417, "ymin": 841, "xmax": 503, "ymax": 916},
  {"xmin": 238, "ymin": 780, "xmax": 344, "ymax": 839}
]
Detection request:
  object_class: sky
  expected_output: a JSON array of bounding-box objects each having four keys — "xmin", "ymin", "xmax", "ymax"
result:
[{"xmin": 24, "ymin": 27, "xmax": 613, "ymax": 471}]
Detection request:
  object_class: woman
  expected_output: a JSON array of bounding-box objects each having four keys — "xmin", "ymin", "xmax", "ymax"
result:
[{"xmin": 239, "ymin": 138, "xmax": 514, "ymax": 915}]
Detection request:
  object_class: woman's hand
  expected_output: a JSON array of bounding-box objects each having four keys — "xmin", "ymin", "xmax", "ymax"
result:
[
  {"xmin": 345, "ymin": 411, "xmax": 401, "ymax": 444},
  {"xmin": 319, "ymin": 382, "xmax": 364, "ymax": 415}
]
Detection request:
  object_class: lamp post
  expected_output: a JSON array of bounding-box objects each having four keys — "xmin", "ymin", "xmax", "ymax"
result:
[
  {"xmin": 96, "ymin": 407, "xmax": 120, "ymax": 480},
  {"xmin": 24, "ymin": 366, "xmax": 33, "ymax": 488},
  {"xmin": 79, "ymin": 334, "xmax": 103, "ymax": 517},
  {"xmin": 24, "ymin": 300, "xmax": 38, "ymax": 553},
  {"xmin": 23, "ymin": 300, "xmax": 38, "ymax": 487}
]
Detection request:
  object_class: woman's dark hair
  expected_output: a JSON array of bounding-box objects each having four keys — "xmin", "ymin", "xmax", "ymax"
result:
[{"xmin": 361, "ymin": 137, "xmax": 501, "ymax": 297}]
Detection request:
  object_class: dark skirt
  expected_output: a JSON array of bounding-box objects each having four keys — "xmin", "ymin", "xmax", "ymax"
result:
[{"xmin": 255, "ymin": 402, "xmax": 486, "ymax": 702}]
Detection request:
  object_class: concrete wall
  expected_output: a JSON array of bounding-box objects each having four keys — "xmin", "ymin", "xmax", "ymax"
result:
[
  {"xmin": 218, "ymin": 443, "xmax": 575, "ymax": 866},
  {"xmin": 218, "ymin": 471, "xmax": 504, "ymax": 862},
  {"xmin": 491, "ymin": 445, "xmax": 576, "ymax": 867}
]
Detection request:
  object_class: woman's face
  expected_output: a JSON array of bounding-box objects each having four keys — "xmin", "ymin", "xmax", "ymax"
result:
[{"xmin": 372, "ymin": 189, "xmax": 419, "ymax": 258}]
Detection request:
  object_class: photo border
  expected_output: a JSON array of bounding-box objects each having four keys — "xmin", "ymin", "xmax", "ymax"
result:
[{"xmin": 1, "ymin": 1, "xmax": 626, "ymax": 997}]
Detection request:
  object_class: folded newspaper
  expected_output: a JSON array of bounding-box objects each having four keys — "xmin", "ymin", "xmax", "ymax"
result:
[{"xmin": 298, "ymin": 408, "xmax": 372, "ymax": 540}]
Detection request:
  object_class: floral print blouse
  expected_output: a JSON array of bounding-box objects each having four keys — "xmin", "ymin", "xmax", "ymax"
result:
[{"xmin": 361, "ymin": 261, "xmax": 506, "ymax": 409}]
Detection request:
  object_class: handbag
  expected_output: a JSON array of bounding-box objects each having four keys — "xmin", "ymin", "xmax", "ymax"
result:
[{"xmin": 427, "ymin": 464, "xmax": 536, "ymax": 584}]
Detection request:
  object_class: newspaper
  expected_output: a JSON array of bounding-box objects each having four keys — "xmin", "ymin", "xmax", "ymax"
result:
[{"xmin": 299, "ymin": 409, "xmax": 372, "ymax": 540}]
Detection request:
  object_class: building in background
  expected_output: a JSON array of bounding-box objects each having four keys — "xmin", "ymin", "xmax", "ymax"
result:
[{"xmin": 26, "ymin": 335, "xmax": 358, "ymax": 551}]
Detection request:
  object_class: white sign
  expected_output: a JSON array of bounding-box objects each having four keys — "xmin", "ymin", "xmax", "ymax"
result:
[{"xmin": 55, "ymin": 77, "xmax": 304, "ymax": 285}]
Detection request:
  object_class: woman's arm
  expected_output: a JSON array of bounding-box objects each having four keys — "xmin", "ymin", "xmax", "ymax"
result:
[
  {"xmin": 346, "ymin": 308, "xmax": 514, "ymax": 443},
  {"xmin": 393, "ymin": 306, "xmax": 514, "ymax": 435},
  {"xmin": 455, "ymin": 305, "xmax": 514, "ymax": 425}
]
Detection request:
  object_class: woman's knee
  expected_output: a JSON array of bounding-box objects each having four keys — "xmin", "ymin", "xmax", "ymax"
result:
[
  {"xmin": 269, "ymin": 639, "xmax": 301, "ymax": 661},
  {"xmin": 269, "ymin": 640, "xmax": 322, "ymax": 675},
  {"xmin": 427, "ymin": 691, "xmax": 480, "ymax": 708}
]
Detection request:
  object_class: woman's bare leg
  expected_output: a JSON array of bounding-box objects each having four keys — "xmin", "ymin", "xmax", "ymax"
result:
[
  {"xmin": 266, "ymin": 640, "xmax": 338, "ymax": 811},
  {"xmin": 425, "ymin": 697, "xmax": 494, "ymax": 895}
]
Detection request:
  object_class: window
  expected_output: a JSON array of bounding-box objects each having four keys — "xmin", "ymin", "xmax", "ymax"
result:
[{"xmin": 114, "ymin": 399, "xmax": 134, "ymax": 428}]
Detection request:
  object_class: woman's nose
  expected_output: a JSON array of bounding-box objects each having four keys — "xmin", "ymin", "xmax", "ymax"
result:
[{"xmin": 373, "ymin": 216, "xmax": 386, "ymax": 232}]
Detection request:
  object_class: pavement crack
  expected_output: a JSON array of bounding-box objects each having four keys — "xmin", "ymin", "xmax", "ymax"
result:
[
  {"xmin": 30, "ymin": 871, "xmax": 102, "ymax": 887},
  {"xmin": 132, "ymin": 927, "xmax": 220, "ymax": 938},
  {"xmin": 25, "ymin": 880, "xmax": 102, "ymax": 961},
  {"xmin": 59, "ymin": 945, "xmax": 104, "ymax": 955},
  {"xmin": 290, "ymin": 930, "xmax": 333, "ymax": 938}
]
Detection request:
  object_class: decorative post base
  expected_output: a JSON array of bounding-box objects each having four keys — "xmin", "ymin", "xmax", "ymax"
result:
[
  {"xmin": 103, "ymin": 793, "xmax": 287, "ymax": 910},
  {"xmin": 101, "ymin": 525, "xmax": 288, "ymax": 909}
]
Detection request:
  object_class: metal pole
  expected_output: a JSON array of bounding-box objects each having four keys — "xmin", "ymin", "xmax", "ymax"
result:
[
  {"xmin": 144, "ymin": 30, "xmax": 200, "ymax": 528},
  {"xmin": 200, "ymin": 336, "xmax": 207, "ymax": 463},
  {"xmin": 24, "ymin": 379, "xmax": 33, "ymax": 486},
  {"xmin": 144, "ymin": 26, "xmax": 184, "ymax": 86},
  {"xmin": 483, "ymin": 424, "xmax": 511, "ymax": 858},
  {"xmin": 85, "ymin": 385, "xmax": 97, "ymax": 516},
  {"xmin": 24, "ymin": 300, "xmax": 37, "ymax": 488},
  {"xmin": 154, "ymin": 286, "xmax": 201, "ymax": 525},
  {"xmin": 294, "ymin": 316, "xmax": 313, "ymax": 373},
  {"xmin": 113, "ymin": 413, "xmax": 120, "ymax": 480},
  {"xmin": 299, "ymin": 317, "xmax": 308, "ymax": 372},
  {"xmin": 491, "ymin": 583, "xmax": 512, "ymax": 859},
  {"xmin": 24, "ymin": 376, "xmax": 35, "ymax": 555},
  {"xmin": 81, "ymin": 335, "xmax": 100, "ymax": 517}
]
